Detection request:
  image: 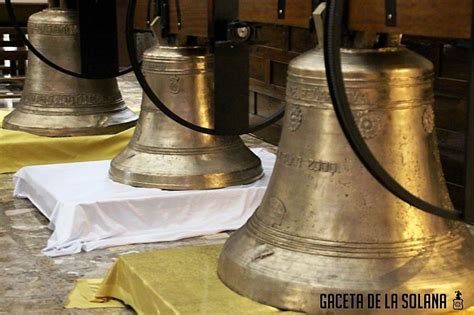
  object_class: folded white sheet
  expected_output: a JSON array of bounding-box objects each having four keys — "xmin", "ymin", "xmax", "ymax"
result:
[{"xmin": 13, "ymin": 148, "xmax": 275, "ymax": 257}]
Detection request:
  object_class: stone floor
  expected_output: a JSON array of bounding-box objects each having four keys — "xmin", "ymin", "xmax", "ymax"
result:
[{"xmin": 0, "ymin": 75, "xmax": 277, "ymax": 314}]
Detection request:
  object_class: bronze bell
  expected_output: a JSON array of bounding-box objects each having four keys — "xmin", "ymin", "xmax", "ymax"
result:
[
  {"xmin": 109, "ymin": 42, "xmax": 263, "ymax": 190},
  {"xmin": 218, "ymin": 43, "xmax": 474, "ymax": 312},
  {"xmin": 2, "ymin": 2, "xmax": 137, "ymax": 137}
]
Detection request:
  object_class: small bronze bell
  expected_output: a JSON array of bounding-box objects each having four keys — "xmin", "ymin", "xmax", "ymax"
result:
[
  {"xmin": 218, "ymin": 34, "xmax": 474, "ymax": 313},
  {"xmin": 2, "ymin": 1, "xmax": 137, "ymax": 137},
  {"xmin": 109, "ymin": 38, "xmax": 263, "ymax": 190}
]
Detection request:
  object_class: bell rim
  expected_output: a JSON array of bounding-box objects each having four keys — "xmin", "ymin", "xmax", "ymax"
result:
[
  {"xmin": 218, "ymin": 226, "xmax": 474, "ymax": 313},
  {"xmin": 108, "ymin": 164, "xmax": 264, "ymax": 190},
  {"xmin": 2, "ymin": 110, "xmax": 138, "ymax": 137},
  {"xmin": 109, "ymin": 170, "xmax": 265, "ymax": 190}
]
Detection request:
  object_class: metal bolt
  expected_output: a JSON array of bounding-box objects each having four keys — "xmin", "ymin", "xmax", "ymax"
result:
[
  {"xmin": 279, "ymin": 9, "xmax": 283, "ymax": 14},
  {"xmin": 388, "ymin": 14, "xmax": 393, "ymax": 20}
]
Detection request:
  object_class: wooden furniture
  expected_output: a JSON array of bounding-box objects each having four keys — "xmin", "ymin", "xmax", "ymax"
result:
[
  {"xmin": 159, "ymin": 0, "xmax": 471, "ymax": 39},
  {"xmin": 0, "ymin": 1, "xmax": 46, "ymax": 100},
  {"xmin": 0, "ymin": 27, "xmax": 28, "ymax": 99}
]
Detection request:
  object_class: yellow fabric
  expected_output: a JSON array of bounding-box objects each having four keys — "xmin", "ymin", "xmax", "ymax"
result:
[
  {"xmin": 95, "ymin": 244, "xmax": 298, "ymax": 315},
  {"xmin": 65, "ymin": 278, "xmax": 125, "ymax": 309},
  {"xmin": 0, "ymin": 110, "xmax": 135, "ymax": 174},
  {"xmin": 66, "ymin": 244, "xmax": 474, "ymax": 314}
]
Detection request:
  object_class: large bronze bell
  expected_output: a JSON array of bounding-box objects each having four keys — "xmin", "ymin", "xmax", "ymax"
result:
[
  {"xmin": 218, "ymin": 43, "xmax": 474, "ymax": 312},
  {"xmin": 2, "ymin": 2, "xmax": 137, "ymax": 137},
  {"xmin": 109, "ymin": 43, "xmax": 263, "ymax": 190}
]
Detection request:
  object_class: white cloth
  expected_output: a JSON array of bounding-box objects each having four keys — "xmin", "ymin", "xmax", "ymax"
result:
[{"xmin": 13, "ymin": 148, "xmax": 275, "ymax": 257}]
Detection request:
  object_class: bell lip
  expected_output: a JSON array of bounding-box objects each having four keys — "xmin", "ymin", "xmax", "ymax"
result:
[
  {"xmin": 2, "ymin": 120, "xmax": 137, "ymax": 137},
  {"xmin": 2, "ymin": 110, "xmax": 138, "ymax": 137},
  {"xmin": 108, "ymin": 165, "xmax": 264, "ymax": 190},
  {"xmin": 217, "ymin": 227, "xmax": 474, "ymax": 313},
  {"xmin": 108, "ymin": 141, "xmax": 265, "ymax": 190}
]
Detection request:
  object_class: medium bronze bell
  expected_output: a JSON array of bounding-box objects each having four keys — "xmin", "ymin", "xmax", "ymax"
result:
[
  {"xmin": 218, "ymin": 44, "xmax": 474, "ymax": 312},
  {"xmin": 109, "ymin": 44, "xmax": 263, "ymax": 190},
  {"xmin": 2, "ymin": 2, "xmax": 137, "ymax": 137}
]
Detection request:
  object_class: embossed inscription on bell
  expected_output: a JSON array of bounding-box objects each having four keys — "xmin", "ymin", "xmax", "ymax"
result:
[
  {"xmin": 109, "ymin": 45, "xmax": 263, "ymax": 190},
  {"xmin": 2, "ymin": 6, "xmax": 137, "ymax": 136},
  {"xmin": 218, "ymin": 47, "xmax": 474, "ymax": 313}
]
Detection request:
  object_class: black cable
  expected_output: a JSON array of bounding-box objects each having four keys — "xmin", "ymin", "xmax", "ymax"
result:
[
  {"xmin": 175, "ymin": 0, "xmax": 182, "ymax": 29},
  {"xmin": 126, "ymin": 0, "xmax": 285, "ymax": 136},
  {"xmin": 5, "ymin": 0, "xmax": 135, "ymax": 79},
  {"xmin": 146, "ymin": 0, "xmax": 153, "ymax": 26},
  {"xmin": 323, "ymin": 0, "xmax": 468, "ymax": 223}
]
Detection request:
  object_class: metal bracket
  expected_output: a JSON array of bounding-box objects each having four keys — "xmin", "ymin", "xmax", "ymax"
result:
[
  {"xmin": 77, "ymin": 0, "xmax": 118, "ymax": 78},
  {"xmin": 385, "ymin": 0, "xmax": 397, "ymax": 26},
  {"xmin": 159, "ymin": 0, "xmax": 170, "ymax": 37},
  {"xmin": 278, "ymin": 0, "xmax": 286, "ymax": 19},
  {"xmin": 174, "ymin": 0, "xmax": 182, "ymax": 30},
  {"xmin": 213, "ymin": 0, "xmax": 249, "ymax": 133}
]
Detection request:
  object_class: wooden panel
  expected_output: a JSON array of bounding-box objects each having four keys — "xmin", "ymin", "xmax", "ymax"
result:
[
  {"xmin": 251, "ymin": 45, "xmax": 298, "ymax": 63},
  {"xmin": 240, "ymin": 0, "xmax": 472, "ymax": 38},
  {"xmin": 447, "ymin": 182, "xmax": 465, "ymax": 210},
  {"xmin": 239, "ymin": 0, "xmax": 313, "ymax": 28},
  {"xmin": 156, "ymin": 0, "xmax": 473, "ymax": 39},
  {"xmin": 435, "ymin": 95, "xmax": 466, "ymax": 132},
  {"xmin": 0, "ymin": 3, "xmax": 47, "ymax": 26},
  {"xmin": 134, "ymin": 0, "xmax": 154, "ymax": 31},
  {"xmin": 168, "ymin": 0, "xmax": 210, "ymax": 37},
  {"xmin": 250, "ymin": 114, "xmax": 282, "ymax": 145},
  {"xmin": 255, "ymin": 25, "xmax": 288, "ymax": 50},
  {"xmin": 348, "ymin": 0, "xmax": 471, "ymax": 39},
  {"xmin": 116, "ymin": 0, "xmax": 129, "ymax": 67},
  {"xmin": 440, "ymin": 45, "xmax": 469, "ymax": 80},
  {"xmin": 254, "ymin": 89, "xmax": 285, "ymax": 117},
  {"xmin": 250, "ymin": 78, "xmax": 286, "ymax": 100},
  {"xmin": 166, "ymin": 0, "xmax": 472, "ymax": 39},
  {"xmin": 270, "ymin": 61, "xmax": 288, "ymax": 87},
  {"xmin": 290, "ymin": 26, "xmax": 316, "ymax": 53},
  {"xmin": 249, "ymin": 55, "xmax": 266, "ymax": 82}
]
